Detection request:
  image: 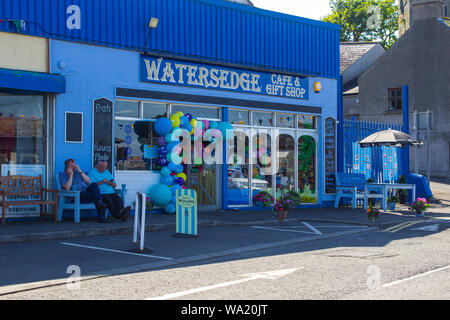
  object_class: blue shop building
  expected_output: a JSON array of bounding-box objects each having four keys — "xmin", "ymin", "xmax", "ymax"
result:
[{"xmin": 0, "ymin": 0, "xmax": 341, "ymax": 217}]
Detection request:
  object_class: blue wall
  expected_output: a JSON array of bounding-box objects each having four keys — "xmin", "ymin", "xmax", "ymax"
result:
[{"xmin": 51, "ymin": 40, "xmax": 338, "ymax": 204}]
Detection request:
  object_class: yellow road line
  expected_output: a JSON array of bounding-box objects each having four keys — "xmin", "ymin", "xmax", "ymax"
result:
[{"xmin": 384, "ymin": 221, "xmax": 423, "ymax": 233}]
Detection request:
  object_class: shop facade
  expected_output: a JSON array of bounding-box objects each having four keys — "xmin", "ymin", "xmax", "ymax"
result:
[
  {"xmin": 1, "ymin": 0, "xmax": 341, "ymax": 215},
  {"xmin": 0, "ymin": 30, "xmax": 65, "ymax": 220}
]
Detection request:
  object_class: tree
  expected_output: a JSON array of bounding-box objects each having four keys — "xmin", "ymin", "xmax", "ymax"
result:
[{"xmin": 322, "ymin": 0, "xmax": 399, "ymax": 48}]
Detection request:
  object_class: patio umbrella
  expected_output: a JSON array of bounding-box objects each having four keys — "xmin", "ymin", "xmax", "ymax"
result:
[
  {"xmin": 358, "ymin": 129, "xmax": 423, "ymax": 184},
  {"xmin": 358, "ymin": 129, "xmax": 423, "ymax": 148}
]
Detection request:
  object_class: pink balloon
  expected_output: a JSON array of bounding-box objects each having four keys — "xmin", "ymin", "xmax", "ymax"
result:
[{"xmin": 203, "ymin": 120, "xmax": 210, "ymax": 130}]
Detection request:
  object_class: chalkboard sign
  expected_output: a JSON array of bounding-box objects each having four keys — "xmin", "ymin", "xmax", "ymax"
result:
[
  {"xmin": 65, "ymin": 112, "xmax": 83, "ymax": 143},
  {"xmin": 325, "ymin": 117, "xmax": 337, "ymax": 194},
  {"xmin": 93, "ymin": 98, "xmax": 113, "ymax": 170}
]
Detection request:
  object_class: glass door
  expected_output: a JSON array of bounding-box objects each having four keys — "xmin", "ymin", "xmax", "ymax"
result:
[
  {"xmin": 251, "ymin": 129, "xmax": 275, "ymax": 205},
  {"xmin": 276, "ymin": 130, "xmax": 296, "ymax": 199}
]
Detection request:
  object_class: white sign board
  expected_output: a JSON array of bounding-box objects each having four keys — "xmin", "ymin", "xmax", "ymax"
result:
[{"xmin": 1, "ymin": 164, "xmax": 46, "ymax": 218}]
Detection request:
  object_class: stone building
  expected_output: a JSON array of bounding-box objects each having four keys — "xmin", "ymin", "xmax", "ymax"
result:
[{"xmin": 356, "ymin": 0, "xmax": 450, "ymax": 177}]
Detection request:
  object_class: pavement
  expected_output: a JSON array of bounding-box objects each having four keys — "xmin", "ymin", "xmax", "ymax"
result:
[{"xmin": 1, "ymin": 203, "xmax": 448, "ymax": 245}]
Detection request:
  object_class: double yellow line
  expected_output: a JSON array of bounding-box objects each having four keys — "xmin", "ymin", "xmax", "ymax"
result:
[{"xmin": 382, "ymin": 220, "xmax": 423, "ymax": 233}]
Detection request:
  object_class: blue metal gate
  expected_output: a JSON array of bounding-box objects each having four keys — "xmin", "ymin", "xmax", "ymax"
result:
[{"xmin": 342, "ymin": 117, "xmax": 406, "ymax": 183}]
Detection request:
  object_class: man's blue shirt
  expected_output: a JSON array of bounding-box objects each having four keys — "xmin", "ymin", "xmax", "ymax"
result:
[
  {"xmin": 59, "ymin": 171, "xmax": 88, "ymax": 191},
  {"xmin": 88, "ymin": 168, "xmax": 115, "ymax": 195}
]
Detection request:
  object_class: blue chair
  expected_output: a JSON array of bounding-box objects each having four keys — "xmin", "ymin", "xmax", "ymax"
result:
[
  {"xmin": 56, "ymin": 174, "xmax": 126, "ymax": 223},
  {"xmin": 334, "ymin": 173, "xmax": 367, "ymax": 209}
]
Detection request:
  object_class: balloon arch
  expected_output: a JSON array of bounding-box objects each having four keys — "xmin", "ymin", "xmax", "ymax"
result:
[{"xmin": 145, "ymin": 111, "xmax": 233, "ymax": 213}]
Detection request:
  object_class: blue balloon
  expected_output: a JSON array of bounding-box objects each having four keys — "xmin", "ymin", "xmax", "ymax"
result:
[
  {"xmin": 184, "ymin": 124, "xmax": 193, "ymax": 134},
  {"xmin": 175, "ymin": 164, "xmax": 184, "ymax": 174},
  {"xmin": 166, "ymin": 141, "xmax": 179, "ymax": 153},
  {"xmin": 148, "ymin": 184, "xmax": 172, "ymax": 206},
  {"xmin": 164, "ymin": 203, "xmax": 176, "ymax": 214},
  {"xmin": 179, "ymin": 116, "xmax": 189, "ymax": 127},
  {"xmin": 171, "ymin": 195, "xmax": 177, "ymax": 204},
  {"xmin": 155, "ymin": 118, "xmax": 173, "ymax": 136},
  {"xmin": 161, "ymin": 175, "xmax": 174, "ymax": 186},
  {"xmin": 158, "ymin": 146, "xmax": 168, "ymax": 156},
  {"xmin": 158, "ymin": 157, "xmax": 169, "ymax": 167},
  {"xmin": 168, "ymin": 162, "xmax": 178, "ymax": 172},
  {"xmin": 171, "ymin": 184, "xmax": 181, "ymax": 195},
  {"xmin": 185, "ymin": 113, "xmax": 193, "ymax": 121},
  {"xmin": 161, "ymin": 167, "xmax": 172, "ymax": 176}
]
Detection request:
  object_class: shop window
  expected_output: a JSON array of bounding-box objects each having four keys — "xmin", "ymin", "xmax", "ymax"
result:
[
  {"xmin": 298, "ymin": 135, "xmax": 317, "ymax": 203},
  {"xmin": 227, "ymin": 130, "xmax": 250, "ymax": 205},
  {"xmin": 171, "ymin": 105, "xmax": 220, "ymax": 120},
  {"xmin": 229, "ymin": 109, "xmax": 249, "ymax": 125},
  {"xmin": 115, "ymin": 100, "xmax": 139, "ymax": 118},
  {"xmin": 298, "ymin": 115, "xmax": 317, "ymax": 129},
  {"xmin": 388, "ymin": 88, "xmax": 402, "ymax": 112},
  {"xmin": 115, "ymin": 120, "xmax": 159, "ymax": 171},
  {"xmin": 276, "ymin": 134, "xmax": 296, "ymax": 194},
  {"xmin": 0, "ymin": 94, "xmax": 46, "ymax": 175},
  {"xmin": 252, "ymin": 112, "xmax": 273, "ymax": 127},
  {"xmin": 143, "ymin": 102, "xmax": 167, "ymax": 119},
  {"xmin": 276, "ymin": 113, "xmax": 295, "ymax": 128},
  {"xmin": 252, "ymin": 131, "xmax": 274, "ymax": 202}
]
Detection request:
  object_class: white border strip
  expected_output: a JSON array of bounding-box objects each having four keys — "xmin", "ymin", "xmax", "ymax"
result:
[
  {"xmin": 60, "ymin": 242, "xmax": 173, "ymax": 260},
  {"xmin": 382, "ymin": 265, "xmax": 450, "ymax": 288}
]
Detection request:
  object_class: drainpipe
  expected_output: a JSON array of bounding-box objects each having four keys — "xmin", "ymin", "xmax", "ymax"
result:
[{"xmin": 402, "ymin": 85, "xmax": 410, "ymax": 177}]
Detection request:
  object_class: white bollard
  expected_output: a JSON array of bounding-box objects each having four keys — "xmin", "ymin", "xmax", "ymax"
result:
[{"xmin": 133, "ymin": 192, "xmax": 146, "ymax": 252}]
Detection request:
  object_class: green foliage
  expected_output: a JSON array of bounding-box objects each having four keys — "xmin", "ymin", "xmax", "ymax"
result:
[
  {"xmin": 284, "ymin": 190, "xmax": 302, "ymax": 206},
  {"xmin": 322, "ymin": 0, "xmax": 399, "ymax": 48},
  {"xmin": 298, "ymin": 136, "xmax": 316, "ymax": 175}
]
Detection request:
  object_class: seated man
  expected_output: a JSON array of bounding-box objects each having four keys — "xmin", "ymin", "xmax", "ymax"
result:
[
  {"xmin": 60, "ymin": 158, "xmax": 109, "ymax": 223},
  {"xmin": 89, "ymin": 161, "xmax": 130, "ymax": 222}
]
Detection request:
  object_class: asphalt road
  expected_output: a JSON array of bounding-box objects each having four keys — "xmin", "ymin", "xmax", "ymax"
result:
[{"xmin": 0, "ymin": 219, "xmax": 449, "ymax": 300}]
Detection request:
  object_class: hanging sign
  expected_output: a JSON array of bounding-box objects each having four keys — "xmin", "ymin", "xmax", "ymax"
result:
[
  {"xmin": 140, "ymin": 55, "xmax": 309, "ymax": 100},
  {"xmin": 175, "ymin": 189, "xmax": 198, "ymax": 237},
  {"xmin": 93, "ymin": 97, "xmax": 113, "ymax": 170},
  {"xmin": 325, "ymin": 117, "xmax": 337, "ymax": 194}
]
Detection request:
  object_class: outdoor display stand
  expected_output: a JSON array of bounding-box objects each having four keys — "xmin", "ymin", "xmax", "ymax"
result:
[
  {"xmin": 132, "ymin": 192, "xmax": 153, "ymax": 253},
  {"xmin": 173, "ymin": 189, "xmax": 198, "ymax": 238}
]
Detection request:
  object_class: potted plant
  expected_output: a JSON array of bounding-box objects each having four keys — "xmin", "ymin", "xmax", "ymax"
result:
[
  {"xmin": 284, "ymin": 190, "xmax": 302, "ymax": 207},
  {"xmin": 253, "ymin": 191, "xmax": 274, "ymax": 208},
  {"xmin": 397, "ymin": 175, "xmax": 407, "ymax": 204},
  {"xmin": 146, "ymin": 197, "xmax": 154, "ymax": 213},
  {"xmin": 409, "ymin": 198, "xmax": 430, "ymax": 217},
  {"xmin": 367, "ymin": 204, "xmax": 380, "ymax": 222},
  {"xmin": 273, "ymin": 197, "xmax": 296, "ymax": 223},
  {"xmin": 386, "ymin": 195, "xmax": 399, "ymax": 210}
]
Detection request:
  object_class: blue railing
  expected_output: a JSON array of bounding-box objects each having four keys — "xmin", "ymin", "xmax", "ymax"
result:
[{"xmin": 342, "ymin": 117, "xmax": 405, "ymax": 183}]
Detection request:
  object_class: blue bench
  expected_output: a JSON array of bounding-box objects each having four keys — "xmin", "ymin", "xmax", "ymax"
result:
[
  {"xmin": 56, "ymin": 174, "xmax": 126, "ymax": 223},
  {"xmin": 334, "ymin": 173, "xmax": 367, "ymax": 209}
]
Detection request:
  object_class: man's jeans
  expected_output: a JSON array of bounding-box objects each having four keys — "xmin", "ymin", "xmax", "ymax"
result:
[
  {"xmin": 80, "ymin": 184, "xmax": 105, "ymax": 216},
  {"xmin": 101, "ymin": 193, "xmax": 125, "ymax": 219}
]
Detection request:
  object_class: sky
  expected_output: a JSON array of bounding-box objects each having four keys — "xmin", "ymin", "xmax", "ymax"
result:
[{"xmin": 251, "ymin": 0, "xmax": 332, "ymax": 21}]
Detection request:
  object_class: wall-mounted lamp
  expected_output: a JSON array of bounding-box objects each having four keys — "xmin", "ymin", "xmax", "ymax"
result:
[
  {"xmin": 313, "ymin": 81, "xmax": 322, "ymax": 93},
  {"xmin": 144, "ymin": 17, "xmax": 159, "ymax": 54},
  {"xmin": 148, "ymin": 17, "xmax": 159, "ymax": 29}
]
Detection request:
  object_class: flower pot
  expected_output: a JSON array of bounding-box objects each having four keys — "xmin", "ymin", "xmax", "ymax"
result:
[
  {"xmin": 368, "ymin": 216, "xmax": 377, "ymax": 222},
  {"xmin": 277, "ymin": 210, "xmax": 288, "ymax": 223},
  {"xmin": 387, "ymin": 202, "xmax": 396, "ymax": 211},
  {"xmin": 416, "ymin": 211, "xmax": 425, "ymax": 218}
]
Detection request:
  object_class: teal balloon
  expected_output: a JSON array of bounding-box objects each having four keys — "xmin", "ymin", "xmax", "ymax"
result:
[
  {"xmin": 209, "ymin": 121, "xmax": 218, "ymax": 129},
  {"xmin": 179, "ymin": 116, "xmax": 189, "ymax": 127},
  {"xmin": 161, "ymin": 167, "xmax": 172, "ymax": 176},
  {"xmin": 164, "ymin": 203, "xmax": 176, "ymax": 214},
  {"xmin": 155, "ymin": 118, "xmax": 173, "ymax": 136},
  {"xmin": 161, "ymin": 175, "xmax": 174, "ymax": 186},
  {"xmin": 148, "ymin": 184, "xmax": 172, "ymax": 206}
]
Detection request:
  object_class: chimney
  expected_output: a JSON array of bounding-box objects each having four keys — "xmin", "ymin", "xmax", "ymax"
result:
[
  {"xmin": 399, "ymin": 0, "xmax": 446, "ymax": 35},
  {"xmin": 410, "ymin": 0, "xmax": 444, "ymax": 22}
]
